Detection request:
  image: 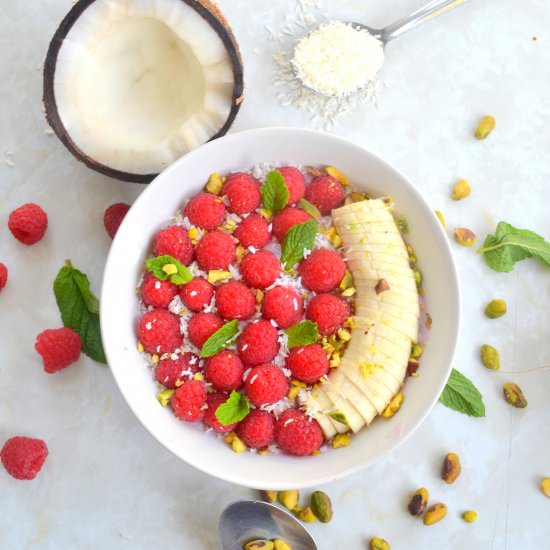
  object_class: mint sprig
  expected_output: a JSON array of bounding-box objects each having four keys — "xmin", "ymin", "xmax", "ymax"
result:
[
  {"xmin": 215, "ymin": 390, "xmax": 251, "ymax": 426},
  {"xmin": 285, "ymin": 320, "xmax": 319, "ymax": 349},
  {"xmin": 281, "ymin": 220, "xmax": 317, "ymax": 270},
  {"xmin": 53, "ymin": 260, "xmax": 106, "ymax": 364},
  {"xmin": 439, "ymin": 368, "xmax": 485, "ymax": 417},
  {"xmin": 261, "ymin": 170, "xmax": 289, "ymax": 215},
  {"xmin": 145, "ymin": 255, "xmax": 192, "ymax": 285},
  {"xmin": 200, "ymin": 320, "xmax": 239, "ymax": 358}
]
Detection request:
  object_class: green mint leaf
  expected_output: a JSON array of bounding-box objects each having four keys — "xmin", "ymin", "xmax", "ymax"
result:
[
  {"xmin": 477, "ymin": 222, "xmax": 550, "ymax": 273},
  {"xmin": 285, "ymin": 320, "xmax": 319, "ymax": 349},
  {"xmin": 281, "ymin": 220, "xmax": 317, "ymax": 270},
  {"xmin": 215, "ymin": 390, "xmax": 251, "ymax": 426},
  {"xmin": 299, "ymin": 198, "xmax": 321, "ymax": 220},
  {"xmin": 200, "ymin": 320, "xmax": 240, "ymax": 358},
  {"xmin": 145, "ymin": 255, "xmax": 193, "ymax": 285},
  {"xmin": 53, "ymin": 260, "xmax": 106, "ymax": 364},
  {"xmin": 261, "ymin": 170, "xmax": 289, "ymax": 215},
  {"xmin": 439, "ymin": 368, "xmax": 485, "ymax": 417}
]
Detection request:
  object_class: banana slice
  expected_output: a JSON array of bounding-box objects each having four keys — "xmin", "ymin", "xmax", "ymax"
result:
[
  {"xmin": 318, "ymin": 383, "xmax": 366, "ymax": 433},
  {"xmin": 307, "ymin": 390, "xmax": 348, "ymax": 433}
]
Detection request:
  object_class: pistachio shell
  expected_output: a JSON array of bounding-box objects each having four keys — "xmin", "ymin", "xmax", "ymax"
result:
[
  {"xmin": 480, "ymin": 344, "xmax": 500, "ymax": 370},
  {"xmin": 475, "ymin": 115, "xmax": 496, "ymax": 140},
  {"xmin": 484, "ymin": 299, "xmax": 507, "ymax": 319}
]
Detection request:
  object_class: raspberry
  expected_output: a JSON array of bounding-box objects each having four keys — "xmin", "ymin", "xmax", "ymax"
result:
[
  {"xmin": 274, "ymin": 409, "xmax": 324, "ymax": 456},
  {"xmin": 204, "ymin": 350, "xmax": 244, "ymax": 391},
  {"xmin": 203, "ymin": 393, "xmax": 238, "ymax": 433},
  {"xmin": 237, "ymin": 410, "xmax": 275, "ymax": 448},
  {"xmin": 223, "ymin": 173, "xmax": 261, "ymax": 215},
  {"xmin": 188, "ymin": 312, "xmax": 224, "ymax": 348},
  {"xmin": 272, "ymin": 207, "xmax": 311, "ymax": 242},
  {"xmin": 8, "ymin": 203, "xmax": 48, "ymax": 245},
  {"xmin": 184, "ymin": 193, "xmax": 225, "ymax": 230},
  {"xmin": 155, "ymin": 352, "xmax": 199, "ymax": 388},
  {"xmin": 261, "ymin": 286, "xmax": 304, "ymax": 329},
  {"xmin": 234, "ymin": 213, "xmax": 271, "ymax": 248},
  {"xmin": 306, "ymin": 293, "xmax": 351, "ymax": 336},
  {"xmin": 0, "ymin": 262, "xmax": 7, "ymax": 292},
  {"xmin": 1, "ymin": 437, "xmax": 48, "ymax": 480},
  {"xmin": 103, "ymin": 202, "xmax": 130, "ymax": 239},
  {"xmin": 138, "ymin": 309, "xmax": 182, "ymax": 354},
  {"xmin": 195, "ymin": 230, "xmax": 236, "ymax": 271},
  {"xmin": 298, "ymin": 249, "xmax": 346, "ymax": 292},
  {"xmin": 244, "ymin": 364, "xmax": 288, "ymax": 406},
  {"xmin": 216, "ymin": 281, "xmax": 256, "ymax": 320},
  {"xmin": 179, "ymin": 277, "xmax": 214, "ymax": 312},
  {"xmin": 237, "ymin": 320, "xmax": 279, "ymax": 365},
  {"xmin": 140, "ymin": 273, "xmax": 177, "ymax": 309},
  {"xmin": 153, "ymin": 225, "xmax": 193, "ymax": 265},
  {"xmin": 305, "ymin": 175, "xmax": 345, "ymax": 214},
  {"xmin": 279, "ymin": 166, "xmax": 305, "ymax": 205},
  {"xmin": 171, "ymin": 380, "xmax": 207, "ymax": 422},
  {"xmin": 35, "ymin": 328, "xmax": 81, "ymax": 374},
  {"xmin": 286, "ymin": 344, "xmax": 329, "ymax": 384},
  {"xmin": 240, "ymin": 250, "xmax": 281, "ymax": 289}
]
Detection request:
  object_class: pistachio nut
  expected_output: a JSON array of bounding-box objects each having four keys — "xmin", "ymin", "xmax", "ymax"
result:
[
  {"xmin": 339, "ymin": 270, "xmax": 353, "ymax": 290},
  {"xmin": 442, "ymin": 452, "xmax": 462, "ymax": 484},
  {"xmin": 451, "ymin": 179, "xmax": 471, "ymax": 201},
  {"xmin": 230, "ymin": 434, "xmax": 247, "ymax": 454},
  {"xmin": 260, "ymin": 490, "xmax": 278, "ymax": 503},
  {"xmin": 540, "ymin": 478, "xmax": 550, "ymax": 498},
  {"xmin": 435, "ymin": 210, "xmax": 446, "ymax": 228},
  {"xmin": 369, "ymin": 538, "xmax": 390, "ymax": 550},
  {"xmin": 503, "ymin": 382, "xmax": 528, "ymax": 408},
  {"xmin": 193, "ymin": 372, "xmax": 204, "ymax": 381},
  {"xmin": 272, "ymin": 540, "xmax": 292, "ymax": 550},
  {"xmin": 328, "ymin": 410, "xmax": 349, "ymax": 425},
  {"xmin": 408, "ymin": 487, "xmax": 429, "ymax": 516},
  {"xmin": 310, "ymin": 491, "xmax": 333, "ymax": 523},
  {"xmin": 137, "ymin": 342, "xmax": 144, "ymax": 353},
  {"xmin": 205, "ymin": 172, "xmax": 224, "ymax": 195},
  {"xmin": 411, "ymin": 343, "xmax": 424, "ymax": 359},
  {"xmin": 414, "ymin": 269, "xmax": 423, "ymax": 288},
  {"xmin": 331, "ymin": 433, "xmax": 351, "ymax": 449},
  {"xmin": 305, "ymin": 166, "xmax": 324, "ymax": 177},
  {"xmin": 243, "ymin": 540, "xmax": 274, "ymax": 550},
  {"xmin": 423, "ymin": 503, "xmax": 447, "ymax": 526},
  {"xmin": 350, "ymin": 191, "xmax": 368, "ymax": 202},
  {"xmin": 382, "ymin": 392, "xmax": 404, "ymax": 418},
  {"xmin": 336, "ymin": 328, "xmax": 351, "ymax": 342},
  {"xmin": 395, "ymin": 216, "xmax": 409, "ymax": 234},
  {"xmin": 297, "ymin": 506, "xmax": 317, "ymax": 523},
  {"xmin": 340, "ymin": 287, "xmax": 356, "ymax": 297},
  {"xmin": 462, "ymin": 510, "xmax": 478, "ymax": 523},
  {"xmin": 480, "ymin": 344, "xmax": 500, "ymax": 370},
  {"xmin": 453, "ymin": 227, "xmax": 477, "ymax": 247},
  {"xmin": 474, "ymin": 114, "xmax": 496, "ymax": 140},
  {"xmin": 156, "ymin": 389, "xmax": 175, "ymax": 407},
  {"xmin": 325, "ymin": 166, "xmax": 349, "ymax": 187},
  {"xmin": 255, "ymin": 289, "xmax": 264, "ymax": 305},
  {"xmin": 406, "ymin": 244, "xmax": 417, "ymax": 263},
  {"xmin": 407, "ymin": 358, "xmax": 420, "ymax": 377},
  {"xmin": 162, "ymin": 263, "xmax": 178, "ymax": 275},
  {"xmin": 236, "ymin": 245, "xmax": 247, "ymax": 261},
  {"xmin": 375, "ymin": 278, "xmax": 391, "ymax": 294},
  {"xmin": 207, "ymin": 270, "xmax": 232, "ymax": 284},
  {"xmin": 484, "ymin": 299, "xmax": 507, "ymax": 319},
  {"xmin": 278, "ymin": 490, "xmax": 300, "ymax": 511}
]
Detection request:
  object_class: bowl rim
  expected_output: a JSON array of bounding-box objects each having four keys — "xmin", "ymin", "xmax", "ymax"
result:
[{"xmin": 101, "ymin": 126, "xmax": 461, "ymax": 489}]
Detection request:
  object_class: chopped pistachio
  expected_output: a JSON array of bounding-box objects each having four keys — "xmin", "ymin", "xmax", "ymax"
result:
[
  {"xmin": 156, "ymin": 389, "xmax": 175, "ymax": 407},
  {"xmin": 331, "ymin": 433, "xmax": 351, "ymax": 449},
  {"xmin": 207, "ymin": 270, "xmax": 232, "ymax": 284}
]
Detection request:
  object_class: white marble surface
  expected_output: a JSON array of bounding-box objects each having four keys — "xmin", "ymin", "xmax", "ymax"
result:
[{"xmin": 1, "ymin": 0, "xmax": 549, "ymax": 548}]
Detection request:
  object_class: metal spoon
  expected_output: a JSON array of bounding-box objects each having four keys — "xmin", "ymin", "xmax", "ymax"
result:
[{"xmin": 219, "ymin": 500, "xmax": 318, "ymax": 550}]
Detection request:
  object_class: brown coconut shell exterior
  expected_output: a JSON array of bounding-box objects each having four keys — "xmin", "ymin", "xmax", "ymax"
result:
[{"xmin": 43, "ymin": 0, "xmax": 245, "ymax": 184}]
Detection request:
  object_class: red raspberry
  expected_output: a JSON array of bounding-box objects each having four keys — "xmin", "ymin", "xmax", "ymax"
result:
[
  {"xmin": 35, "ymin": 328, "xmax": 81, "ymax": 374},
  {"xmin": 184, "ymin": 193, "xmax": 226, "ymax": 230},
  {"xmin": 138, "ymin": 309, "xmax": 182, "ymax": 354},
  {"xmin": 305, "ymin": 175, "xmax": 345, "ymax": 215},
  {"xmin": 153, "ymin": 226, "xmax": 193, "ymax": 265},
  {"xmin": 155, "ymin": 352, "xmax": 199, "ymax": 388},
  {"xmin": 306, "ymin": 293, "xmax": 351, "ymax": 336},
  {"xmin": 188, "ymin": 312, "xmax": 224, "ymax": 348},
  {"xmin": 1, "ymin": 437, "xmax": 48, "ymax": 480},
  {"xmin": 179, "ymin": 278, "xmax": 214, "ymax": 312},
  {"xmin": 195, "ymin": 230, "xmax": 236, "ymax": 271},
  {"xmin": 299, "ymin": 249, "xmax": 346, "ymax": 293},
  {"xmin": 223, "ymin": 173, "xmax": 261, "ymax": 215},
  {"xmin": 103, "ymin": 202, "xmax": 130, "ymax": 239},
  {"xmin": 171, "ymin": 380, "xmax": 207, "ymax": 422},
  {"xmin": 240, "ymin": 250, "xmax": 281, "ymax": 289},
  {"xmin": 237, "ymin": 410, "xmax": 275, "ymax": 448},
  {"xmin": 141, "ymin": 273, "xmax": 177, "ymax": 309},
  {"xmin": 216, "ymin": 281, "xmax": 256, "ymax": 321},
  {"xmin": 0, "ymin": 262, "xmax": 7, "ymax": 292},
  {"xmin": 8, "ymin": 203, "xmax": 48, "ymax": 245},
  {"xmin": 261, "ymin": 286, "xmax": 304, "ymax": 329},
  {"xmin": 203, "ymin": 393, "xmax": 238, "ymax": 433},
  {"xmin": 279, "ymin": 166, "xmax": 306, "ymax": 205},
  {"xmin": 286, "ymin": 344, "xmax": 329, "ymax": 384},
  {"xmin": 237, "ymin": 320, "xmax": 279, "ymax": 365},
  {"xmin": 272, "ymin": 207, "xmax": 311, "ymax": 242},
  {"xmin": 274, "ymin": 409, "xmax": 324, "ymax": 456},
  {"xmin": 244, "ymin": 364, "xmax": 288, "ymax": 406},
  {"xmin": 234, "ymin": 213, "xmax": 271, "ymax": 248},
  {"xmin": 204, "ymin": 350, "xmax": 244, "ymax": 391}
]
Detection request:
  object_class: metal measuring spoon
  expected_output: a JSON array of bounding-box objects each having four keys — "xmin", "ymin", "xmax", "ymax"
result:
[{"xmin": 219, "ymin": 500, "xmax": 317, "ymax": 550}]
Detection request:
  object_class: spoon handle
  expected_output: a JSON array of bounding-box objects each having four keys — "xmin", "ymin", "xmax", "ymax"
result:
[{"xmin": 381, "ymin": 0, "xmax": 471, "ymax": 43}]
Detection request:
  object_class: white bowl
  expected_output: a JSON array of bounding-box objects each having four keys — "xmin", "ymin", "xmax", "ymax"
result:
[{"xmin": 101, "ymin": 127, "xmax": 461, "ymax": 490}]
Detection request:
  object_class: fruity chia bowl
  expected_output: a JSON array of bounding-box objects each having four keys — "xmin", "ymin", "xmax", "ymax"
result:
[{"xmin": 101, "ymin": 128, "xmax": 460, "ymax": 489}]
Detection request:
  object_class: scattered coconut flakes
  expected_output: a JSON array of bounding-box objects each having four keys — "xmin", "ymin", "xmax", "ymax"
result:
[
  {"xmin": 45, "ymin": 128, "xmax": 54, "ymax": 136},
  {"xmin": 145, "ymin": 322, "xmax": 152, "ymax": 330},
  {"xmin": 228, "ymin": 264, "xmax": 241, "ymax": 280},
  {"xmin": 249, "ymin": 374, "xmax": 259, "ymax": 385},
  {"xmin": 247, "ymin": 245, "xmax": 258, "ymax": 254},
  {"xmin": 260, "ymin": 397, "xmax": 294, "ymax": 419},
  {"xmin": 284, "ymin": 418, "xmax": 295, "ymax": 427},
  {"xmin": 227, "ymin": 212, "xmax": 242, "ymax": 224},
  {"xmin": 168, "ymin": 295, "xmax": 185, "ymax": 315},
  {"xmin": 282, "ymin": 367, "xmax": 292, "ymax": 378},
  {"xmin": 154, "ymin": 281, "xmax": 161, "ymax": 290},
  {"xmin": 268, "ymin": 444, "xmax": 281, "ymax": 454},
  {"xmin": 314, "ymin": 232, "xmax": 332, "ymax": 249},
  {"xmin": 269, "ymin": 319, "xmax": 278, "ymax": 328},
  {"xmin": 243, "ymin": 367, "xmax": 252, "ymax": 381}
]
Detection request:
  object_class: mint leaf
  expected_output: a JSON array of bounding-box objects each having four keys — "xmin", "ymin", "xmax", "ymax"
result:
[
  {"xmin": 281, "ymin": 220, "xmax": 317, "ymax": 270},
  {"xmin": 439, "ymin": 368, "xmax": 485, "ymax": 417},
  {"xmin": 478, "ymin": 222, "xmax": 550, "ymax": 273},
  {"xmin": 201, "ymin": 320, "xmax": 239, "ymax": 358},
  {"xmin": 299, "ymin": 198, "xmax": 321, "ymax": 220},
  {"xmin": 261, "ymin": 170, "xmax": 289, "ymax": 215},
  {"xmin": 215, "ymin": 391, "xmax": 250, "ymax": 426},
  {"xmin": 145, "ymin": 255, "xmax": 192, "ymax": 285},
  {"xmin": 285, "ymin": 320, "xmax": 319, "ymax": 348},
  {"xmin": 53, "ymin": 260, "xmax": 106, "ymax": 364}
]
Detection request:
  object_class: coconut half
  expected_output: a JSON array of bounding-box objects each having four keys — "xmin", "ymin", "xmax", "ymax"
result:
[{"xmin": 44, "ymin": 0, "xmax": 244, "ymax": 183}]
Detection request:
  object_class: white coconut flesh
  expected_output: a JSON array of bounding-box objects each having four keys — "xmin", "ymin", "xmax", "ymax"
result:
[{"xmin": 54, "ymin": 0, "xmax": 235, "ymax": 175}]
